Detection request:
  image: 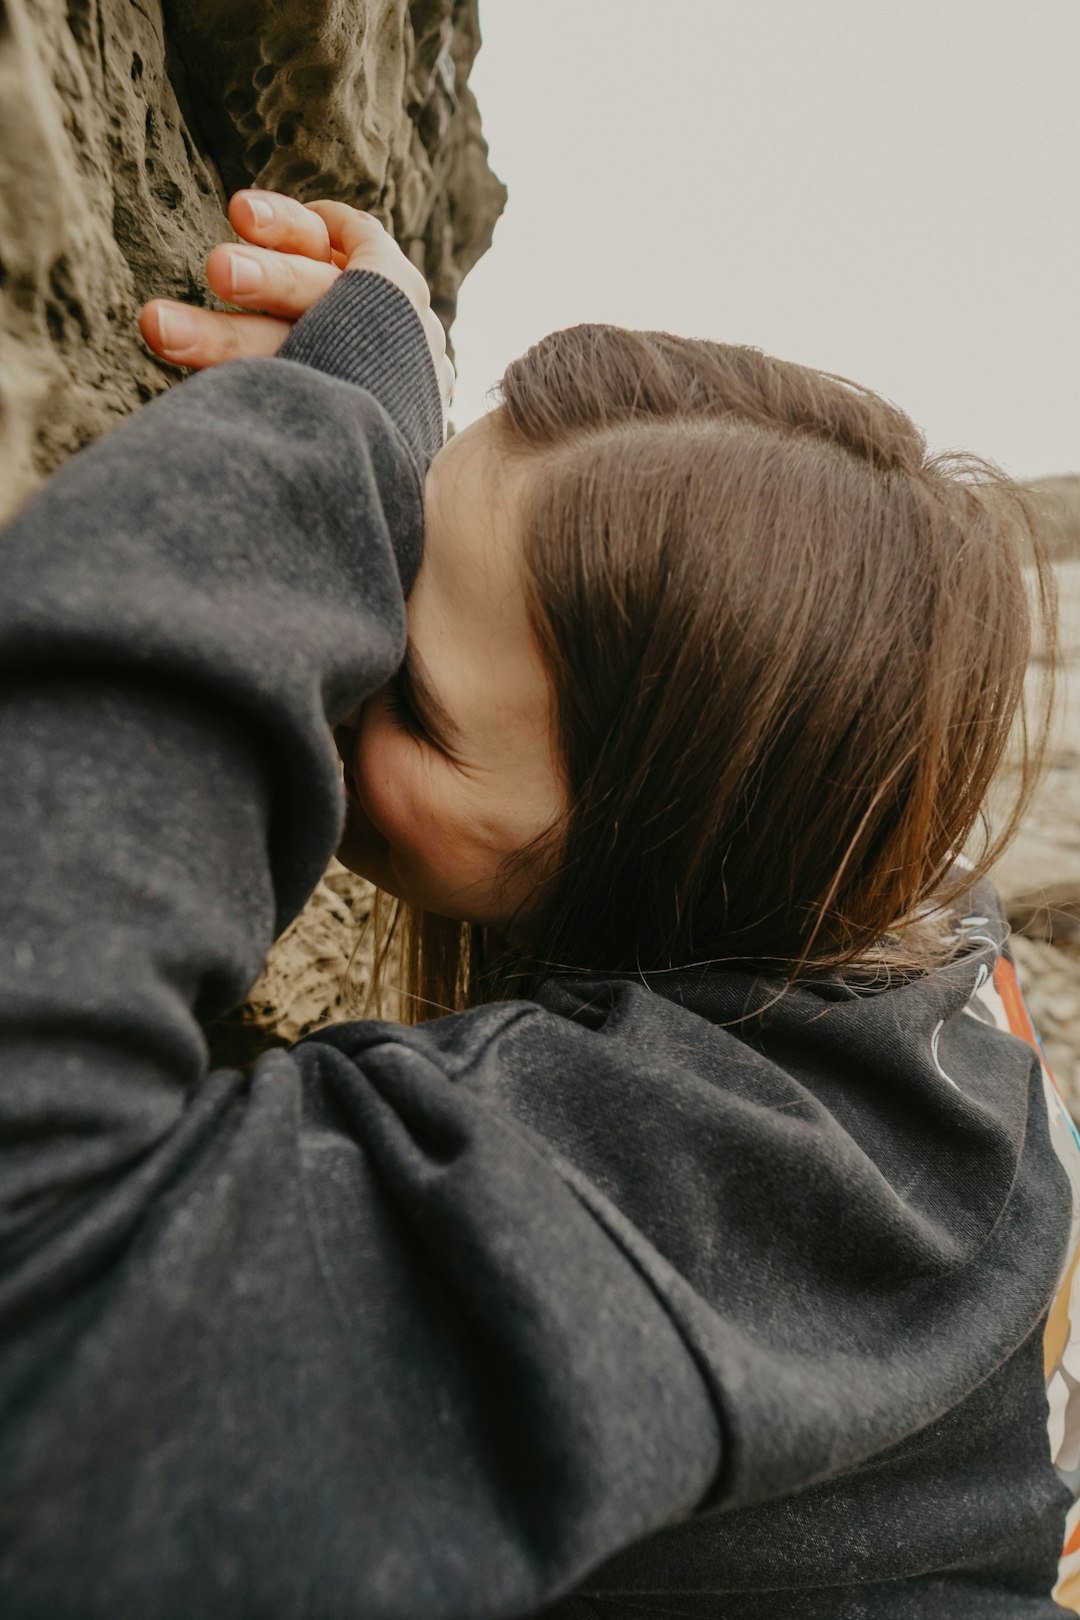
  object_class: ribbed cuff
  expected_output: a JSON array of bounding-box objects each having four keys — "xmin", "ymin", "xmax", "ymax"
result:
[{"xmin": 277, "ymin": 271, "xmax": 445, "ymax": 473}]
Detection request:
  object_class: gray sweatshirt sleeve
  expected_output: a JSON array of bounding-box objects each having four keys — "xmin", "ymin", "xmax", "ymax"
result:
[{"xmin": 0, "ymin": 275, "xmax": 720, "ymax": 1618}]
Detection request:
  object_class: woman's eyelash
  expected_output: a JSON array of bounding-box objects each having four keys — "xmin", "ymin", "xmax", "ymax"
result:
[{"xmin": 384, "ymin": 670, "xmax": 431, "ymax": 742}]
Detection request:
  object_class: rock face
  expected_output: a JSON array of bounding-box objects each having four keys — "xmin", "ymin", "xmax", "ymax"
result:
[{"xmin": 0, "ymin": 0, "xmax": 505, "ymax": 520}]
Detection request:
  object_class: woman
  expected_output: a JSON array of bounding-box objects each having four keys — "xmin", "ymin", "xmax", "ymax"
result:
[{"xmin": 0, "ymin": 192, "xmax": 1076, "ymax": 1619}]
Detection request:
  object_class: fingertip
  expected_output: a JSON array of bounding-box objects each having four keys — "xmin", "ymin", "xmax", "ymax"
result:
[
  {"xmin": 138, "ymin": 299, "xmax": 171, "ymax": 358},
  {"xmin": 204, "ymin": 243, "xmax": 236, "ymax": 299},
  {"xmin": 146, "ymin": 299, "xmax": 201, "ymax": 364},
  {"xmin": 137, "ymin": 303, "xmax": 181, "ymax": 369},
  {"xmin": 242, "ymin": 190, "xmax": 275, "ymax": 222}
]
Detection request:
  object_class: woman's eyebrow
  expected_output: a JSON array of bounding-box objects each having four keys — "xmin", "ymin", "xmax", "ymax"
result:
[{"xmin": 404, "ymin": 640, "xmax": 463, "ymax": 750}]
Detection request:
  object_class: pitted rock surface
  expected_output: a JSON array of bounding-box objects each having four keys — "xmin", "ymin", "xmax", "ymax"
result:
[
  {"xmin": 163, "ymin": 0, "xmax": 505, "ymax": 324},
  {"xmin": 0, "ymin": 0, "xmax": 505, "ymax": 518}
]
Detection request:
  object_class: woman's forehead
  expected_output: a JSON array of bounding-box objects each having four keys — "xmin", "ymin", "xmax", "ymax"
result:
[
  {"xmin": 422, "ymin": 416, "xmax": 527, "ymax": 619},
  {"xmin": 414, "ymin": 419, "xmax": 550, "ymax": 742}
]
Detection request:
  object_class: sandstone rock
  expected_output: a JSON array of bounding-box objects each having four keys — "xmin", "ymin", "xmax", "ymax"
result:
[
  {"xmin": 0, "ymin": 0, "xmax": 505, "ymax": 518},
  {"xmin": 0, "ymin": 0, "xmax": 222, "ymax": 516},
  {"xmin": 163, "ymin": 0, "xmax": 506, "ymax": 326},
  {"xmin": 1, "ymin": 0, "xmax": 503, "ymax": 1063},
  {"xmin": 201, "ymin": 861, "xmax": 381, "ymax": 1065}
]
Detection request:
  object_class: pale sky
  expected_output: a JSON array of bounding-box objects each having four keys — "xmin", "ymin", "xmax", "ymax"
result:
[{"xmin": 451, "ymin": 0, "xmax": 1078, "ymax": 481}]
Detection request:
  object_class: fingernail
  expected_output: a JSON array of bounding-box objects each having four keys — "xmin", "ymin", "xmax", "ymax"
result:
[
  {"xmin": 156, "ymin": 304, "xmax": 197, "ymax": 353},
  {"xmin": 244, "ymin": 193, "xmax": 274, "ymax": 225},
  {"xmin": 228, "ymin": 251, "xmax": 264, "ymax": 295}
]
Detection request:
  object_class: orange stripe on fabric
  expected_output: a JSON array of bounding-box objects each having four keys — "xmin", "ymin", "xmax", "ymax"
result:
[{"xmin": 994, "ymin": 956, "xmax": 1039, "ymax": 1049}]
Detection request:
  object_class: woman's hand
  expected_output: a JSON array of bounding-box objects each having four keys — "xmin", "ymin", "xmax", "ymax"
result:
[{"xmin": 139, "ymin": 190, "xmax": 453, "ymax": 414}]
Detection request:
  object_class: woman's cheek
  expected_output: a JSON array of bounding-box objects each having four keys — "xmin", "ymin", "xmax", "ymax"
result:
[
  {"xmin": 356, "ymin": 723, "xmax": 501, "ymax": 921},
  {"xmin": 355, "ymin": 722, "xmax": 425, "ymax": 855},
  {"xmin": 356, "ymin": 725, "xmax": 462, "ymax": 898}
]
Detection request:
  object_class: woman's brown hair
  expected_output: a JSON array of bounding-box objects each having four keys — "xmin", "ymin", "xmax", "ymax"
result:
[{"xmin": 367, "ymin": 326, "xmax": 1055, "ymax": 1020}]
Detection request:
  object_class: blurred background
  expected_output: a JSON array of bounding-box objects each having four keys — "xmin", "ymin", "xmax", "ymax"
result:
[{"xmin": 453, "ymin": 0, "xmax": 1078, "ymax": 486}]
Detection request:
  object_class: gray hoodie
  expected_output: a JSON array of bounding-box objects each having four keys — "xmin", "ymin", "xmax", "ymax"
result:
[{"xmin": 0, "ymin": 271, "xmax": 1077, "ymax": 1619}]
